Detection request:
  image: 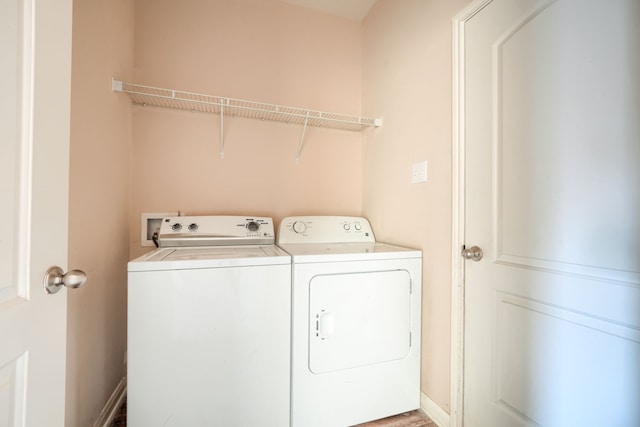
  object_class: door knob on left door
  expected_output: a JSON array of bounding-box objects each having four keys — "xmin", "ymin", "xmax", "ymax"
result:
[
  {"xmin": 43, "ymin": 266, "xmax": 88, "ymax": 294},
  {"xmin": 461, "ymin": 246, "xmax": 483, "ymax": 261}
]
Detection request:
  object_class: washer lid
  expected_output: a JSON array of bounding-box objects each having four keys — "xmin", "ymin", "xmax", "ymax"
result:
[
  {"xmin": 277, "ymin": 242, "xmax": 421, "ymax": 263},
  {"xmin": 128, "ymin": 245, "xmax": 290, "ymax": 272}
]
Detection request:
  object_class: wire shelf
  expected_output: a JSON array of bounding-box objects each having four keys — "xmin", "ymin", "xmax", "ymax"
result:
[{"xmin": 112, "ymin": 79, "xmax": 381, "ymax": 132}]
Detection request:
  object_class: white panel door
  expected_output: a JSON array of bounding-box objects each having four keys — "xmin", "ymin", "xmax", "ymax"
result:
[
  {"xmin": 460, "ymin": 0, "xmax": 640, "ymax": 425},
  {"xmin": 0, "ymin": 0, "xmax": 73, "ymax": 425}
]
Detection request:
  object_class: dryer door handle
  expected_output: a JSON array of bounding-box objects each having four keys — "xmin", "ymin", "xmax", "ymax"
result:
[{"xmin": 316, "ymin": 311, "xmax": 334, "ymax": 340}]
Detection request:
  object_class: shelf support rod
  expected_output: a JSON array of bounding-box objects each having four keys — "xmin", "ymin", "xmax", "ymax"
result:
[
  {"xmin": 219, "ymin": 99, "xmax": 225, "ymax": 159},
  {"xmin": 295, "ymin": 111, "xmax": 310, "ymax": 163}
]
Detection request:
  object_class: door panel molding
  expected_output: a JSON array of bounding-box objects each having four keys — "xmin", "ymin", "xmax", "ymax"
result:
[
  {"xmin": 0, "ymin": 352, "xmax": 28, "ymax": 426},
  {"xmin": 496, "ymin": 291, "xmax": 640, "ymax": 346},
  {"xmin": 1, "ymin": 0, "xmax": 34, "ymax": 305},
  {"xmin": 494, "ymin": 254, "xmax": 640, "ymax": 286},
  {"xmin": 494, "ymin": 291, "xmax": 640, "ymax": 425},
  {"xmin": 490, "ymin": 0, "xmax": 640, "ymax": 286}
]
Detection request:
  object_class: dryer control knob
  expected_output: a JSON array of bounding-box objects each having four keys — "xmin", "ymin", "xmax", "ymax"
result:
[
  {"xmin": 292, "ymin": 221, "xmax": 307, "ymax": 234},
  {"xmin": 172, "ymin": 223, "xmax": 182, "ymax": 231}
]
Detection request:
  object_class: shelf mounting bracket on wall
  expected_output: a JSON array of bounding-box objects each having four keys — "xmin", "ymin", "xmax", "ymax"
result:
[
  {"xmin": 295, "ymin": 111, "xmax": 310, "ymax": 163},
  {"xmin": 219, "ymin": 98, "xmax": 225, "ymax": 159}
]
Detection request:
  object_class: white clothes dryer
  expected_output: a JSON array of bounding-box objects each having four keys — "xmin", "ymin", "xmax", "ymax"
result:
[
  {"xmin": 277, "ymin": 216, "xmax": 422, "ymax": 427},
  {"xmin": 127, "ymin": 216, "xmax": 291, "ymax": 427}
]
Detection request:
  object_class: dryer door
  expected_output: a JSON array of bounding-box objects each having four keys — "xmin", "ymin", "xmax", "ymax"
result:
[{"xmin": 308, "ymin": 269, "xmax": 412, "ymax": 373}]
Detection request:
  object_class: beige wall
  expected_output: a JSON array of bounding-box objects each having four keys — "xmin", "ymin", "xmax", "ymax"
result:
[
  {"xmin": 66, "ymin": 0, "xmax": 133, "ymax": 425},
  {"xmin": 362, "ymin": 0, "xmax": 471, "ymax": 412},
  {"xmin": 66, "ymin": 0, "xmax": 473, "ymax": 422},
  {"xmin": 129, "ymin": 0, "xmax": 365, "ymax": 258}
]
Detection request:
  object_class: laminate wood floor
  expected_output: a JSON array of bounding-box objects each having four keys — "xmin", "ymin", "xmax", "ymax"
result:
[
  {"xmin": 109, "ymin": 398, "xmax": 437, "ymax": 427},
  {"xmin": 355, "ymin": 410, "xmax": 437, "ymax": 427}
]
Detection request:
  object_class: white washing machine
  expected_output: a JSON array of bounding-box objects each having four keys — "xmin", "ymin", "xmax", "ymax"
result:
[
  {"xmin": 127, "ymin": 216, "xmax": 291, "ymax": 427},
  {"xmin": 277, "ymin": 216, "xmax": 422, "ymax": 427}
]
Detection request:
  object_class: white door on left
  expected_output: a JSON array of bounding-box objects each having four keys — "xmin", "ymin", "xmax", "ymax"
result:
[{"xmin": 0, "ymin": 0, "xmax": 75, "ymax": 425}]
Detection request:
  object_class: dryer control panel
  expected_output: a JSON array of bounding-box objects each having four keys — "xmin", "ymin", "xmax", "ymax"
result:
[
  {"xmin": 158, "ymin": 215, "xmax": 275, "ymax": 247},
  {"xmin": 277, "ymin": 216, "xmax": 375, "ymax": 244}
]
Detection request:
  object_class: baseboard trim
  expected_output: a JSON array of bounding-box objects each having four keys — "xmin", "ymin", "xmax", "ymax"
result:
[
  {"xmin": 420, "ymin": 392, "xmax": 450, "ymax": 427},
  {"xmin": 93, "ymin": 376, "xmax": 127, "ymax": 427}
]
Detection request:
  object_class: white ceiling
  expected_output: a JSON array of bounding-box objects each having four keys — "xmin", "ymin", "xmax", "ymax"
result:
[{"xmin": 278, "ymin": 0, "xmax": 378, "ymax": 21}]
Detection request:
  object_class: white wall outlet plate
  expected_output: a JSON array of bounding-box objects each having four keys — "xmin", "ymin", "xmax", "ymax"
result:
[
  {"xmin": 412, "ymin": 161, "xmax": 428, "ymax": 184},
  {"xmin": 141, "ymin": 212, "xmax": 179, "ymax": 246}
]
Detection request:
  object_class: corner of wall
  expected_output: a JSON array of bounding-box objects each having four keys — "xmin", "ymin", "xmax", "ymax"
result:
[{"xmin": 66, "ymin": 0, "xmax": 134, "ymax": 425}]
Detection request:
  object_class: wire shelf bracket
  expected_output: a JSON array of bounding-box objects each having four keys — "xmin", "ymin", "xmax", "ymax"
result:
[
  {"xmin": 296, "ymin": 111, "xmax": 310, "ymax": 163},
  {"xmin": 112, "ymin": 78, "xmax": 382, "ymax": 160},
  {"xmin": 219, "ymin": 98, "xmax": 225, "ymax": 159}
]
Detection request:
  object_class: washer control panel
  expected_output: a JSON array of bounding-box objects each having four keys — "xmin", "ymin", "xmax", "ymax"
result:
[
  {"xmin": 277, "ymin": 216, "xmax": 375, "ymax": 244},
  {"xmin": 158, "ymin": 215, "xmax": 274, "ymax": 247}
]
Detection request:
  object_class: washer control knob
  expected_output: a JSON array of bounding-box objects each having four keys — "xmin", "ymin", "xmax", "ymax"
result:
[
  {"xmin": 343, "ymin": 223, "xmax": 351, "ymax": 231},
  {"xmin": 292, "ymin": 221, "xmax": 307, "ymax": 234},
  {"xmin": 188, "ymin": 223, "xmax": 198, "ymax": 231},
  {"xmin": 354, "ymin": 222, "xmax": 362, "ymax": 231},
  {"xmin": 246, "ymin": 221, "xmax": 260, "ymax": 232},
  {"xmin": 172, "ymin": 223, "xmax": 182, "ymax": 231}
]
